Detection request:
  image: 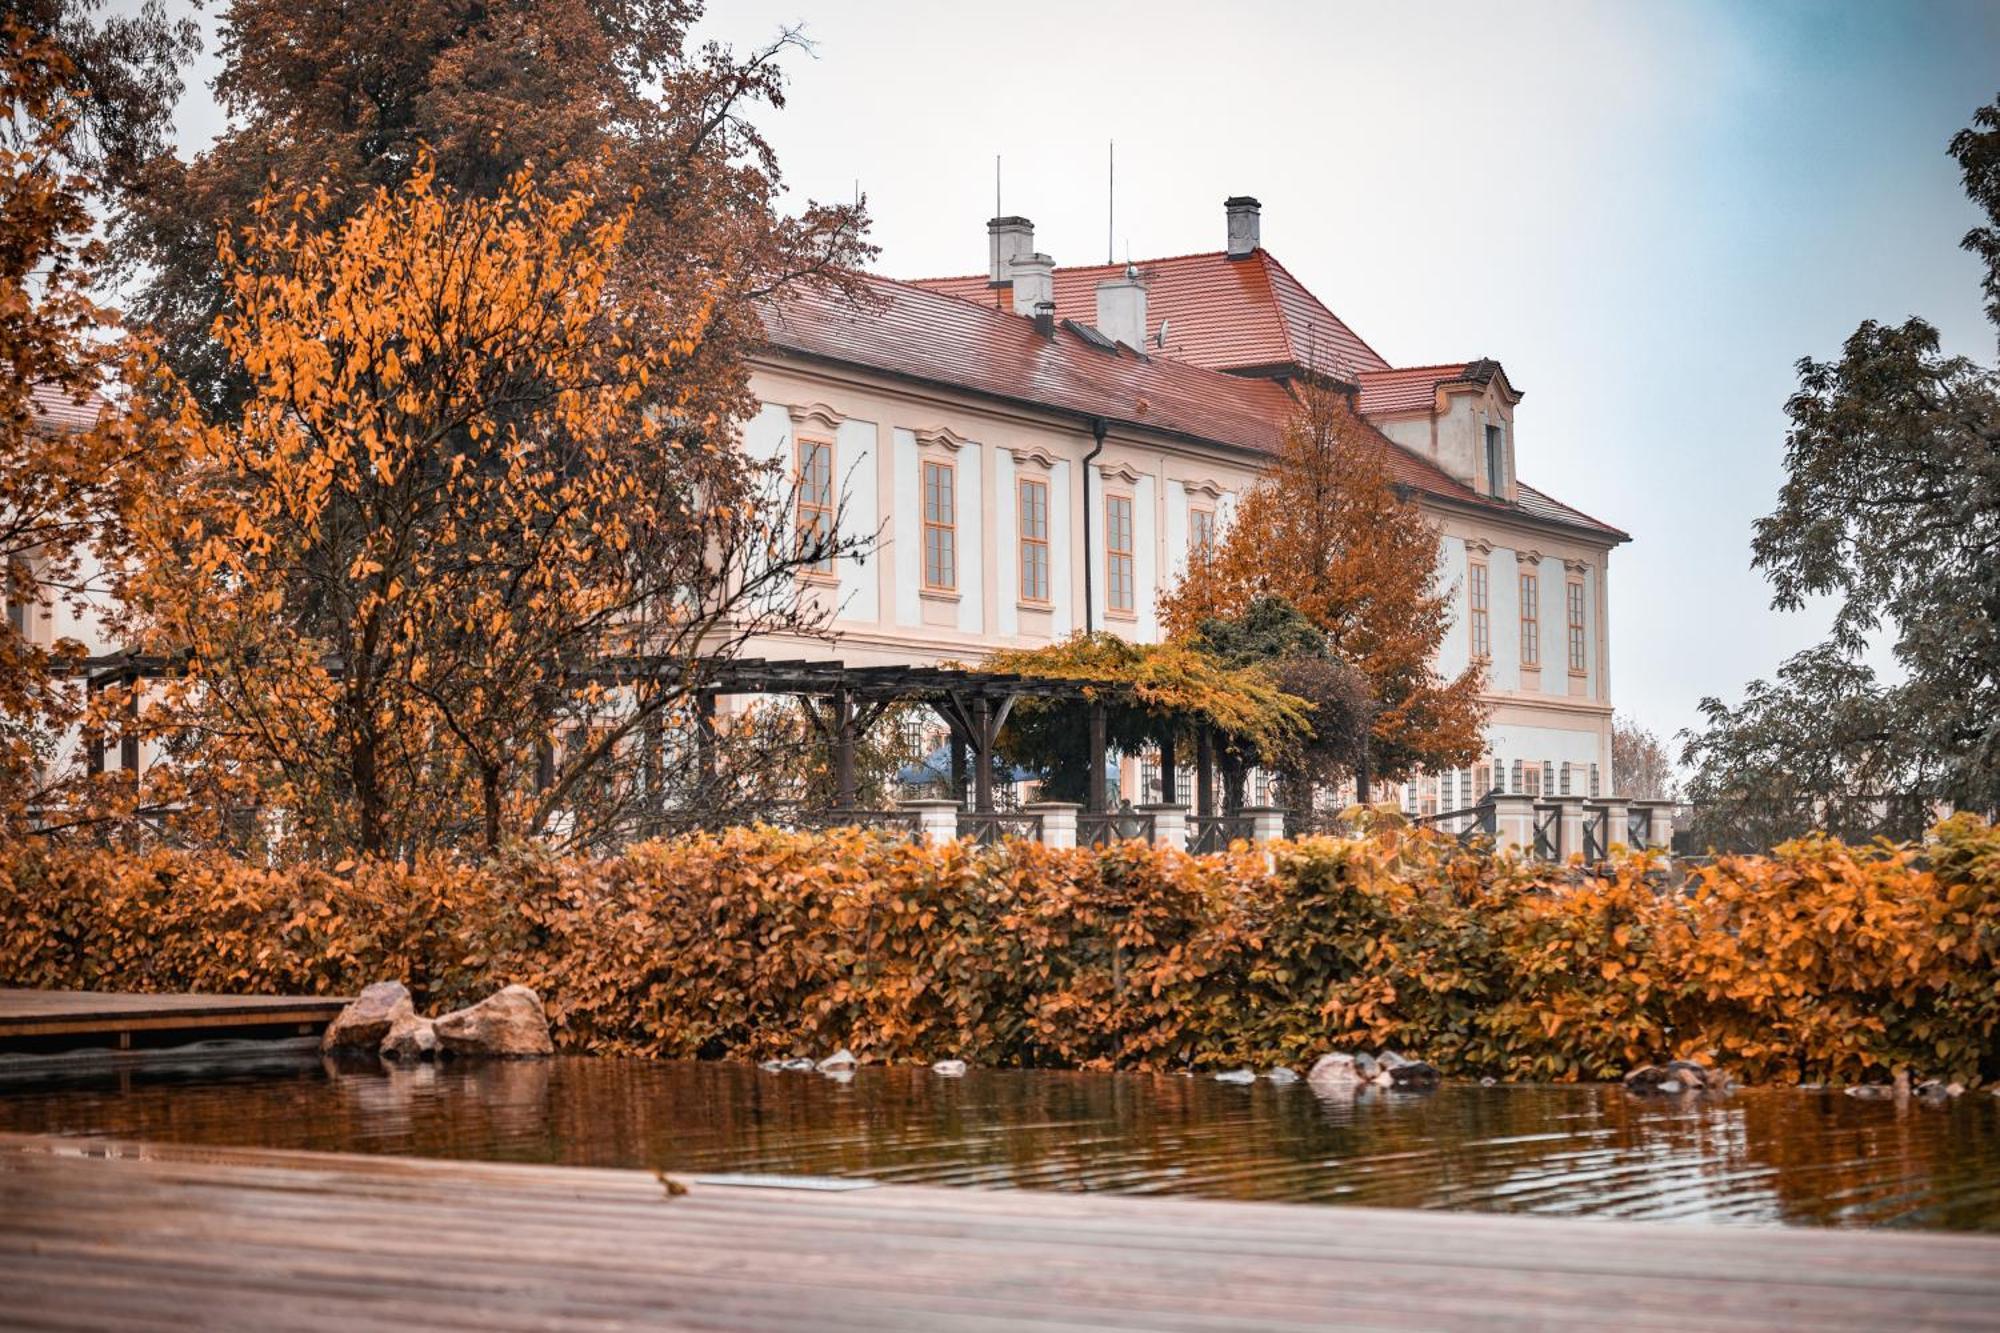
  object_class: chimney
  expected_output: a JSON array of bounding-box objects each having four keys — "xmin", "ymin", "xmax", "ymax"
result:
[
  {"xmin": 1225, "ymin": 196, "xmax": 1260, "ymax": 259},
  {"xmin": 1032, "ymin": 300, "xmax": 1056, "ymax": 338},
  {"xmin": 1095, "ymin": 263, "xmax": 1148, "ymax": 351},
  {"xmin": 1010, "ymin": 252, "xmax": 1054, "ymax": 318},
  {"xmin": 987, "ymin": 215, "xmax": 1034, "ymax": 285}
]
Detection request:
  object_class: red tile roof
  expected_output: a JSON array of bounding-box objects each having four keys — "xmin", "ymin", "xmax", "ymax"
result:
[
  {"xmin": 910, "ymin": 250, "xmax": 1390, "ymax": 378},
  {"xmin": 759, "ymin": 273, "xmax": 1627, "ymax": 542},
  {"xmin": 28, "ymin": 382, "xmax": 107, "ymax": 432},
  {"xmin": 1355, "ymin": 364, "xmax": 1470, "ymax": 416}
]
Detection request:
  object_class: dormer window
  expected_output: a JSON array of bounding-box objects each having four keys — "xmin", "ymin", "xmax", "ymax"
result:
[{"xmin": 1485, "ymin": 423, "xmax": 1506, "ymax": 498}]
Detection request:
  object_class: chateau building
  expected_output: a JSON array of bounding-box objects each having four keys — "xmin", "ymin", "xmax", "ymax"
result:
[{"xmin": 744, "ymin": 197, "xmax": 1630, "ymax": 807}]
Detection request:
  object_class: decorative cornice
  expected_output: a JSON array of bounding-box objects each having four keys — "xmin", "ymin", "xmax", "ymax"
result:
[
  {"xmin": 1562, "ymin": 557, "xmax": 1590, "ymax": 576},
  {"xmin": 786, "ymin": 401, "xmax": 846, "ymax": 432},
  {"xmin": 1517, "ymin": 548, "xmax": 1544, "ymax": 567},
  {"xmin": 1097, "ymin": 459, "xmax": 1145, "ymax": 485},
  {"xmin": 1180, "ymin": 475, "xmax": 1227, "ymax": 499},
  {"xmin": 1465, "ymin": 537, "xmax": 1494, "ymax": 556},
  {"xmin": 1008, "ymin": 444, "xmax": 1060, "ymax": 471},
  {"xmin": 914, "ymin": 424, "xmax": 971, "ymax": 453}
]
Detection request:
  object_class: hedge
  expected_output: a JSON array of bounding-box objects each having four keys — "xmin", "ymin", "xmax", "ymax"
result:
[{"xmin": 3, "ymin": 814, "xmax": 1996, "ymax": 1084}]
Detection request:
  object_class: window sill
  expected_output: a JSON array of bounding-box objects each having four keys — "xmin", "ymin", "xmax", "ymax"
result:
[
  {"xmin": 797, "ymin": 570, "xmax": 839, "ymax": 587},
  {"xmin": 919, "ymin": 586, "xmax": 960, "ymax": 603},
  {"xmin": 1105, "ymin": 608, "xmax": 1138, "ymax": 623},
  {"xmin": 1017, "ymin": 598, "xmax": 1053, "ymax": 612}
]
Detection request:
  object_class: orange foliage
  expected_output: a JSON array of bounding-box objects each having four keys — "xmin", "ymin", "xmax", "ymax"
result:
[
  {"xmin": 4, "ymin": 816, "xmax": 1996, "ymax": 1084},
  {"xmin": 118, "ymin": 156, "xmax": 839, "ymax": 860},
  {"xmin": 1159, "ymin": 382, "xmax": 1486, "ymax": 782}
]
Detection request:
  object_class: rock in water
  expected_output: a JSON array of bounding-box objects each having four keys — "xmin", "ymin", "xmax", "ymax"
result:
[
  {"xmin": 817, "ymin": 1048, "xmax": 858, "ymax": 1072},
  {"xmin": 1377, "ymin": 1050, "xmax": 1413, "ymax": 1071},
  {"xmin": 1352, "ymin": 1052, "xmax": 1381, "ymax": 1080},
  {"xmin": 379, "ymin": 1014, "xmax": 438, "ymax": 1061},
  {"xmin": 1623, "ymin": 1065, "xmax": 1674, "ymax": 1092},
  {"xmin": 1304, "ymin": 1056, "xmax": 1368, "ymax": 1088},
  {"xmin": 321, "ymin": 981, "xmax": 413, "ymax": 1053},
  {"xmin": 1264, "ymin": 1068, "xmax": 1300, "ymax": 1084},
  {"xmin": 931, "ymin": 1059, "xmax": 968, "ymax": 1077},
  {"xmin": 1385, "ymin": 1061, "xmax": 1441, "ymax": 1089},
  {"xmin": 1213, "ymin": 1068, "xmax": 1257, "ymax": 1084},
  {"xmin": 433, "ymin": 985, "xmax": 554, "ymax": 1058}
]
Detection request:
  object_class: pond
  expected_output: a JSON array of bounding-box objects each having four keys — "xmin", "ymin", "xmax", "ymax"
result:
[{"xmin": 3, "ymin": 1055, "xmax": 1997, "ymax": 1230}]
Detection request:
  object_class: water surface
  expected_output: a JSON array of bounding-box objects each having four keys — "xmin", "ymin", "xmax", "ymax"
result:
[{"xmin": 3, "ymin": 1056, "xmax": 1996, "ymax": 1230}]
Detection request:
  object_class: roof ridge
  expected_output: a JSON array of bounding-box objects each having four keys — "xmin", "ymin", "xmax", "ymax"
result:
[
  {"xmin": 1358, "ymin": 362, "xmax": 1473, "ymax": 377},
  {"xmin": 1255, "ymin": 249, "xmax": 1391, "ymax": 373}
]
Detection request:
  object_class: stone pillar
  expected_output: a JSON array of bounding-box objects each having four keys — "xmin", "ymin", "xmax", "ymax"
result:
[
  {"xmin": 1140, "ymin": 803, "xmax": 1187, "ymax": 853},
  {"xmin": 1026, "ymin": 801, "xmax": 1079, "ymax": 850},
  {"xmin": 1550, "ymin": 795, "xmax": 1587, "ymax": 863},
  {"xmin": 1490, "ymin": 793, "xmax": 1536, "ymax": 854},
  {"xmin": 1243, "ymin": 805, "xmax": 1287, "ymax": 845},
  {"xmin": 902, "ymin": 798, "xmax": 961, "ymax": 848}
]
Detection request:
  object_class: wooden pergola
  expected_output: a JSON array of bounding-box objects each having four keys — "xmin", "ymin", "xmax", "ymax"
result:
[{"xmin": 71, "ymin": 651, "xmax": 1233, "ymax": 819}]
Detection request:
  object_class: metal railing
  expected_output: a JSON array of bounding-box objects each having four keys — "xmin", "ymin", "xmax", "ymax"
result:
[
  {"xmin": 788, "ymin": 806, "xmax": 924, "ymax": 839},
  {"xmin": 1189, "ymin": 814, "xmax": 1255, "ymax": 854},
  {"xmin": 1583, "ymin": 806, "xmax": 1608, "ymax": 862},
  {"xmin": 1627, "ymin": 807, "xmax": 1651, "ymax": 849},
  {"xmin": 1419, "ymin": 800, "xmax": 1495, "ymax": 847},
  {"xmin": 956, "ymin": 811, "xmax": 1043, "ymax": 847},
  {"xmin": 1079, "ymin": 810, "xmax": 1156, "ymax": 847},
  {"xmin": 1532, "ymin": 803, "xmax": 1561, "ymax": 860}
]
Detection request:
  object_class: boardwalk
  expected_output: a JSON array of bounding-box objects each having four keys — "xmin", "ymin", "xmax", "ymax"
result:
[
  {"xmin": 0, "ymin": 988, "xmax": 350, "ymax": 1051},
  {"xmin": 2, "ymin": 1133, "xmax": 1997, "ymax": 1331}
]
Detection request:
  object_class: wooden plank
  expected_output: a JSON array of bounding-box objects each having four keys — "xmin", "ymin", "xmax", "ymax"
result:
[
  {"xmin": 1, "ymin": 1134, "xmax": 1997, "ymax": 1331},
  {"xmin": 0, "ymin": 988, "xmax": 350, "ymax": 1040}
]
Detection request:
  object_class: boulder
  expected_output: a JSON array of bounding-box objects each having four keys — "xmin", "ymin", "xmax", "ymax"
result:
[
  {"xmin": 1377, "ymin": 1050, "xmax": 1413, "ymax": 1071},
  {"xmin": 433, "ymin": 985, "xmax": 554, "ymax": 1058},
  {"xmin": 321, "ymin": 981, "xmax": 413, "ymax": 1053},
  {"xmin": 817, "ymin": 1048, "xmax": 858, "ymax": 1072},
  {"xmin": 1264, "ymin": 1068, "xmax": 1300, "ymax": 1084},
  {"xmin": 1213, "ymin": 1068, "xmax": 1257, "ymax": 1084},
  {"xmin": 379, "ymin": 1014, "xmax": 439, "ymax": 1061},
  {"xmin": 1307, "ymin": 1053, "xmax": 1364, "ymax": 1086},
  {"xmin": 1383, "ymin": 1060, "xmax": 1441, "ymax": 1089},
  {"xmin": 931, "ymin": 1059, "xmax": 968, "ymax": 1077},
  {"xmin": 1352, "ymin": 1052, "xmax": 1381, "ymax": 1080}
]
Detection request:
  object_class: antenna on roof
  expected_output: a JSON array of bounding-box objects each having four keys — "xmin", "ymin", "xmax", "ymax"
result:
[{"xmin": 1106, "ymin": 140, "xmax": 1115, "ymax": 265}]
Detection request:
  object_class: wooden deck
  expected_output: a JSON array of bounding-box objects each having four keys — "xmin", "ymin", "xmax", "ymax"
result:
[
  {"xmin": 0, "ymin": 988, "xmax": 350, "ymax": 1049},
  {"xmin": 1, "ymin": 1133, "xmax": 1996, "ymax": 1331}
]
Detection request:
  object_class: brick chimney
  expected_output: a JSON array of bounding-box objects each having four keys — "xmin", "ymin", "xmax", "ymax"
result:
[
  {"xmin": 1225, "ymin": 196, "xmax": 1260, "ymax": 259},
  {"xmin": 988, "ymin": 216, "xmax": 1034, "ymax": 285},
  {"xmin": 1010, "ymin": 252, "xmax": 1054, "ymax": 318},
  {"xmin": 1095, "ymin": 264, "xmax": 1148, "ymax": 351}
]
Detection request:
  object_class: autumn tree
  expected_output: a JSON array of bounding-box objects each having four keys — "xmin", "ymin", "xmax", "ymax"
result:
[
  {"xmin": 1610, "ymin": 714, "xmax": 1678, "ymax": 802},
  {"xmin": 113, "ymin": 0, "xmax": 871, "ymax": 423},
  {"xmin": 1160, "ymin": 382, "xmax": 1486, "ymax": 795},
  {"xmin": 1187, "ymin": 595, "xmax": 1372, "ymax": 819},
  {"xmin": 1691, "ymin": 94, "xmax": 2000, "ymax": 827},
  {"xmin": 1678, "ymin": 646, "xmax": 1938, "ymax": 852},
  {"xmin": 985, "ymin": 633, "xmax": 1312, "ymax": 807},
  {"xmin": 0, "ymin": 10, "xmax": 189, "ymax": 824},
  {"xmin": 122, "ymin": 159, "xmax": 856, "ymax": 859}
]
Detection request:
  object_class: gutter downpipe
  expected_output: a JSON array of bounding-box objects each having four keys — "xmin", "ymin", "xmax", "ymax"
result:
[{"xmin": 1081, "ymin": 417, "xmax": 1108, "ymax": 633}]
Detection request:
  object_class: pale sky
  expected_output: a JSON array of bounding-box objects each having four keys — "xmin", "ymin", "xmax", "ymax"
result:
[{"xmin": 148, "ymin": 0, "xmax": 1999, "ymax": 755}]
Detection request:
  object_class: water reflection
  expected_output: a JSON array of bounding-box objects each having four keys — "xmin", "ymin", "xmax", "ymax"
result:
[{"xmin": 1, "ymin": 1057, "xmax": 1995, "ymax": 1230}]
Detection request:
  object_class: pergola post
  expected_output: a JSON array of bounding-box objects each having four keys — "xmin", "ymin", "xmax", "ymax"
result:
[
  {"xmin": 1195, "ymin": 728, "xmax": 1214, "ymax": 819},
  {"xmin": 1087, "ymin": 699, "xmax": 1108, "ymax": 814},
  {"xmin": 1159, "ymin": 733, "xmax": 1177, "ymax": 805},
  {"xmin": 972, "ymin": 694, "xmax": 994, "ymax": 813},
  {"xmin": 832, "ymin": 687, "xmax": 857, "ymax": 809},
  {"xmin": 696, "ymin": 691, "xmax": 717, "ymax": 788},
  {"xmin": 950, "ymin": 733, "xmax": 968, "ymax": 806}
]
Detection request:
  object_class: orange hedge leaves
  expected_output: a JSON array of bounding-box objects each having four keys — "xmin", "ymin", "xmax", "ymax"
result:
[{"xmin": 2, "ymin": 817, "xmax": 1996, "ymax": 1084}]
